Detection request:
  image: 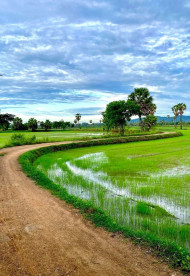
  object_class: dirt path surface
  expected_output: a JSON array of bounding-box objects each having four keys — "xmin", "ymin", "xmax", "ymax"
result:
[{"xmin": 0, "ymin": 142, "xmax": 183, "ymax": 276}]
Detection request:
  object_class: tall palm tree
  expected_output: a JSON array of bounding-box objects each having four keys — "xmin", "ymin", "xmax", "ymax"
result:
[
  {"xmin": 172, "ymin": 105, "xmax": 179, "ymax": 129},
  {"xmin": 75, "ymin": 113, "xmax": 81, "ymax": 127},
  {"xmin": 128, "ymin": 88, "xmax": 156, "ymax": 129},
  {"xmin": 177, "ymin": 103, "xmax": 187, "ymax": 130}
]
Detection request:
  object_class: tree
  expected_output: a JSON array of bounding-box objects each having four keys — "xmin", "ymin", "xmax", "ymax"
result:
[
  {"xmin": 177, "ymin": 103, "xmax": 187, "ymax": 130},
  {"xmin": 142, "ymin": 115, "xmax": 157, "ymax": 131},
  {"xmin": 89, "ymin": 120, "xmax": 93, "ymax": 124},
  {"xmin": 40, "ymin": 121, "xmax": 45, "ymax": 129},
  {"xmin": 75, "ymin": 113, "xmax": 81, "ymax": 127},
  {"xmin": 166, "ymin": 115, "xmax": 170, "ymax": 124},
  {"xmin": 28, "ymin": 118, "xmax": 38, "ymax": 132},
  {"xmin": 59, "ymin": 120, "xmax": 70, "ymax": 129},
  {"xmin": 161, "ymin": 119, "xmax": 165, "ymax": 125},
  {"xmin": 64, "ymin": 122, "xmax": 71, "ymax": 128},
  {"xmin": 43, "ymin": 120, "xmax": 51, "ymax": 131},
  {"xmin": 40, "ymin": 120, "xmax": 52, "ymax": 131},
  {"xmin": 103, "ymin": 100, "xmax": 139, "ymax": 135},
  {"xmin": 52, "ymin": 121, "xmax": 61, "ymax": 129},
  {"xmin": 60, "ymin": 120, "xmax": 66, "ymax": 129},
  {"xmin": 172, "ymin": 105, "xmax": 179, "ymax": 129},
  {"xmin": 12, "ymin": 117, "xmax": 23, "ymax": 130},
  {"xmin": 128, "ymin": 88, "xmax": 156, "ymax": 129},
  {"xmin": 0, "ymin": 112, "xmax": 15, "ymax": 130},
  {"xmin": 22, "ymin": 123, "xmax": 28, "ymax": 130}
]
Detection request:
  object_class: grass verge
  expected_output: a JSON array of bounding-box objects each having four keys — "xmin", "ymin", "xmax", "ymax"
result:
[{"xmin": 19, "ymin": 132, "xmax": 190, "ymax": 272}]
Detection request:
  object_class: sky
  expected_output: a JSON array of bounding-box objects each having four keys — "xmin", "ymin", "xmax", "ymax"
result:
[{"xmin": 0, "ymin": 0, "xmax": 190, "ymax": 122}]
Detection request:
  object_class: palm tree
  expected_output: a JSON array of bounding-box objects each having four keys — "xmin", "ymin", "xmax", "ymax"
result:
[
  {"xmin": 75, "ymin": 113, "xmax": 81, "ymax": 123},
  {"xmin": 128, "ymin": 87, "xmax": 156, "ymax": 129},
  {"xmin": 177, "ymin": 103, "xmax": 187, "ymax": 130},
  {"xmin": 172, "ymin": 105, "xmax": 179, "ymax": 129},
  {"xmin": 166, "ymin": 115, "xmax": 170, "ymax": 125},
  {"xmin": 172, "ymin": 116, "xmax": 176, "ymax": 127},
  {"xmin": 161, "ymin": 119, "xmax": 165, "ymax": 125},
  {"xmin": 75, "ymin": 113, "xmax": 81, "ymax": 128}
]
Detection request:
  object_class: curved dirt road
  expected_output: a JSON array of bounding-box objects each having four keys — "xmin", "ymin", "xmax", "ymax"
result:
[{"xmin": 0, "ymin": 142, "xmax": 182, "ymax": 276}]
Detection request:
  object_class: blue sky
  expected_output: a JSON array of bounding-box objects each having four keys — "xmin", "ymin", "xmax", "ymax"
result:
[{"xmin": 0, "ymin": 0, "xmax": 189, "ymax": 122}]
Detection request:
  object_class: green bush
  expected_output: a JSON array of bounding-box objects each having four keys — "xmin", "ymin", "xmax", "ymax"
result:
[{"xmin": 8, "ymin": 134, "xmax": 36, "ymax": 146}]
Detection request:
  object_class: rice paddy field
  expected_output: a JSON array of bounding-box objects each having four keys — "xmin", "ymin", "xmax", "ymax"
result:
[
  {"xmin": 0, "ymin": 130, "xmax": 104, "ymax": 148},
  {"xmin": 34, "ymin": 128, "xmax": 190, "ymax": 255}
]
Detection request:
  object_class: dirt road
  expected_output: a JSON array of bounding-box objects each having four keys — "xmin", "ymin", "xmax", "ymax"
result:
[{"xmin": 0, "ymin": 142, "xmax": 182, "ymax": 276}]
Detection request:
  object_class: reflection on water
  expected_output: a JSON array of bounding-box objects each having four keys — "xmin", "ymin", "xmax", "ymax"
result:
[
  {"xmin": 37, "ymin": 151, "xmax": 190, "ymax": 249},
  {"xmin": 45, "ymin": 152, "xmax": 190, "ymax": 224},
  {"xmin": 151, "ymin": 166, "xmax": 190, "ymax": 177}
]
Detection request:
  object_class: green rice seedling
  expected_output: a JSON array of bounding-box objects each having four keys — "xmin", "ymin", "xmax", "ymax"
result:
[{"xmin": 136, "ymin": 202, "xmax": 152, "ymax": 215}]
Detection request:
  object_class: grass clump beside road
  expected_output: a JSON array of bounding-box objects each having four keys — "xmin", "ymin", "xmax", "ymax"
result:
[
  {"xmin": 19, "ymin": 132, "xmax": 190, "ymax": 272},
  {"xmin": 7, "ymin": 134, "xmax": 38, "ymax": 146}
]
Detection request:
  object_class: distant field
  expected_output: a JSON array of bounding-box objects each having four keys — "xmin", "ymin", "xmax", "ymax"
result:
[
  {"xmin": 35, "ymin": 128, "xmax": 190, "ymax": 253},
  {"xmin": 0, "ymin": 125, "xmax": 187, "ymax": 149},
  {"xmin": 0, "ymin": 129, "xmax": 104, "ymax": 148}
]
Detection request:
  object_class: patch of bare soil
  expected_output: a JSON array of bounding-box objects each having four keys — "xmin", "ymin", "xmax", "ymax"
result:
[{"xmin": 0, "ymin": 141, "xmax": 183, "ymax": 275}]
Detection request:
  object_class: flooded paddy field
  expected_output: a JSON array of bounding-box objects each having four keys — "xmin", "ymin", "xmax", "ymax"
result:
[{"xmin": 34, "ymin": 129, "xmax": 190, "ymax": 252}]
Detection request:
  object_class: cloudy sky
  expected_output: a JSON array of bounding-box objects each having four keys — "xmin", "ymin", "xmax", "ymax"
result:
[{"xmin": 0, "ymin": 0, "xmax": 189, "ymax": 122}]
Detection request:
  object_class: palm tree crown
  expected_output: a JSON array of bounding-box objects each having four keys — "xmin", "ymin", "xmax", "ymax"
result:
[{"xmin": 177, "ymin": 103, "xmax": 187, "ymax": 115}]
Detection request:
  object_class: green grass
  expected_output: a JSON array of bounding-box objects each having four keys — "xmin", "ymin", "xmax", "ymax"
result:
[
  {"xmin": 0, "ymin": 129, "xmax": 106, "ymax": 148},
  {"xmin": 0, "ymin": 125, "xmax": 184, "ymax": 149},
  {"xmin": 19, "ymin": 131, "xmax": 190, "ymax": 271}
]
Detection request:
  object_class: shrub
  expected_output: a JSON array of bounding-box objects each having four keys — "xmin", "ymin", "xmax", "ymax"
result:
[
  {"xmin": 8, "ymin": 134, "xmax": 36, "ymax": 146},
  {"xmin": 142, "ymin": 115, "xmax": 157, "ymax": 131}
]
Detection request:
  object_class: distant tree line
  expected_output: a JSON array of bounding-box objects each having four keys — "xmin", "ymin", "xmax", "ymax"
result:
[
  {"xmin": 0, "ymin": 88, "xmax": 187, "ymax": 134},
  {"xmin": 13, "ymin": 118, "xmax": 72, "ymax": 132},
  {"xmin": 1, "ymin": 116, "xmax": 72, "ymax": 132}
]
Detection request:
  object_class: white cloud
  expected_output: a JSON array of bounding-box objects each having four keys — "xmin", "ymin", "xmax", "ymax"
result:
[{"xmin": 0, "ymin": 0, "xmax": 190, "ymax": 120}]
